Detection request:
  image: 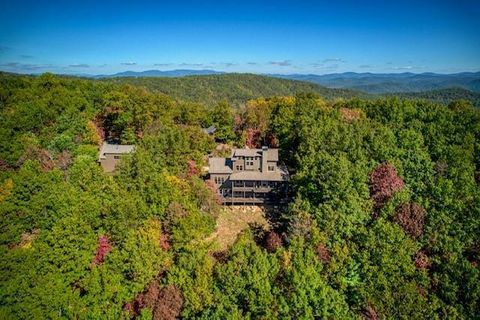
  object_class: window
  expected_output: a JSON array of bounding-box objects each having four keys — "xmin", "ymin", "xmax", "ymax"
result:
[
  {"xmin": 114, "ymin": 155, "xmax": 121, "ymax": 159},
  {"xmin": 234, "ymin": 181, "xmax": 243, "ymax": 187},
  {"xmin": 268, "ymin": 165, "xmax": 275, "ymax": 171}
]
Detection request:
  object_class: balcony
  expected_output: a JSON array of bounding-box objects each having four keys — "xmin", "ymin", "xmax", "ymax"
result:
[{"xmin": 231, "ymin": 186, "xmax": 272, "ymax": 192}]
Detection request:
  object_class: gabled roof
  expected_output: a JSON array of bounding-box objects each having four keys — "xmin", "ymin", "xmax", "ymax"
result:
[
  {"xmin": 99, "ymin": 142, "xmax": 135, "ymax": 159},
  {"xmin": 208, "ymin": 157, "xmax": 233, "ymax": 174},
  {"xmin": 232, "ymin": 148, "xmax": 278, "ymax": 161}
]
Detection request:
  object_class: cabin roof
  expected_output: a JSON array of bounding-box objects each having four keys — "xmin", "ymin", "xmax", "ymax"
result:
[
  {"xmin": 231, "ymin": 148, "xmax": 278, "ymax": 161},
  {"xmin": 229, "ymin": 167, "xmax": 288, "ymax": 181},
  {"xmin": 208, "ymin": 157, "xmax": 233, "ymax": 174},
  {"xmin": 99, "ymin": 142, "xmax": 135, "ymax": 159}
]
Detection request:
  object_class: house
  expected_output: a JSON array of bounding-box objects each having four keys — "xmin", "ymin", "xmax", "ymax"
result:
[
  {"xmin": 208, "ymin": 146, "xmax": 289, "ymax": 204},
  {"xmin": 98, "ymin": 142, "xmax": 135, "ymax": 172}
]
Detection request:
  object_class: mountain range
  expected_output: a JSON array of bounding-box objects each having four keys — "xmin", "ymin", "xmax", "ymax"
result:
[
  {"xmin": 100, "ymin": 73, "xmax": 480, "ymax": 108},
  {"xmin": 90, "ymin": 69, "xmax": 480, "ymax": 94},
  {"xmin": 274, "ymin": 72, "xmax": 480, "ymax": 94},
  {"xmin": 93, "ymin": 69, "xmax": 224, "ymax": 78}
]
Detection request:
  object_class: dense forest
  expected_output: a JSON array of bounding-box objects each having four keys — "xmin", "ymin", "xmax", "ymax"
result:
[
  {"xmin": 276, "ymin": 72, "xmax": 480, "ymax": 94},
  {"xmin": 104, "ymin": 73, "xmax": 480, "ymax": 108},
  {"xmin": 102, "ymin": 73, "xmax": 368, "ymax": 105},
  {"xmin": 1, "ymin": 72, "xmax": 479, "ymax": 319},
  {"xmin": 389, "ymin": 87, "xmax": 480, "ymax": 108}
]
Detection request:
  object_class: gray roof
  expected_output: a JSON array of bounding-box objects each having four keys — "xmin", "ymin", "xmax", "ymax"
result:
[
  {"xmin": 208, "ymin": 147, "xmax": 286, "ymax": 180},
  {"xmin": 99, "ymin": 142, "xmax": 135, "ymax": 159},
  {"xmin": 232, "ymin": 148, "xmax": 279, "ymax": 161},
  {"xmin": 229, "ymin": 166, "xmax": 289, "ymax": 181},
  {"xmin": 202, "ymin": 125, "xmax": 217, "ymax": 135},
  {"xmin": 208, "ymin": 157, "xmax": 233, "ymax": 174}
]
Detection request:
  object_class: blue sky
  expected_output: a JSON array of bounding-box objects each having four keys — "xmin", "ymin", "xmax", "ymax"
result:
[{"xmin": 0, "ymin": 0, "xmax": 479, "ymax": 75}]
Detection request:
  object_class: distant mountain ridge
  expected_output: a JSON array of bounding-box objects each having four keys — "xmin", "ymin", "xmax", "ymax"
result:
[
  {"xmin": 1, "ymin": 70, "xmax": 478, "ymax": 106},
  {"xmin": 272, "ymin": 72, "xmax": 480, "ymax": 94},
  {"xmin": 88, "ymin": 69, "xmax": 480, "ymax": 94},
  {"xmin": 94, "ymin": 69, "xmax": 224, "ymax": 78}
]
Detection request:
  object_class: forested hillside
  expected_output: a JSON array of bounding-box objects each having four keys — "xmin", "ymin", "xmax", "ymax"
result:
[
  {"xmin": 389, "ymin": 87, "xmax": 480, "ymax": 108},
  {"xmin": 1, "ymin": 73, "xmax": 479, "ymax": 319},
  {"xmin": 276, "ymin": 72, "xmax": 480, "ymax": 94},
  {"xmin": 102, "ymin": 73, "xmax": 366, "ymax": 106},
  {"xmin": 103, "ymin": 73, "xmax": 480, "ymax": 107}
]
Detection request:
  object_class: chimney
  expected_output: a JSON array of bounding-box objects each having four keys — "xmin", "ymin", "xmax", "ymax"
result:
[{"xmin": 261, "ymin": 146, "xmax": 268, "ymax": 173}]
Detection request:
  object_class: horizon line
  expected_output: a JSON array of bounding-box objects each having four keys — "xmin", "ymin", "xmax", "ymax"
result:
[{"xmin": 1, "ymin": 69, "xmax": 480, "ymax": 77}]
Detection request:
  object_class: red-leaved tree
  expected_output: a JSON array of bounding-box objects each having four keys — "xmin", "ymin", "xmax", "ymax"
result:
[
  {"xmin": 414, "ymin": 250, "xmax": 431, "ymax": 269},
  {"xmin": 154, "ymin": 285, "xmax": 183, "ymax": 320},
  {"xmin": 245, "ymin": 128, "xmax": 262, "ymax": 148},
  {"xmin": 264, "ymin": 231, "xmax": 283, "ymax": 252},
  {"xmin": 186, "ymin": 160, "xmax": 199, "ymax": 177},
  {"xmin": 265, "ymin": 132, "xmax": 279, "ymax": 148},
  {"xmin": 159, "ymin": 233, "xmax": 171, "ymax": 251},
  {"xmin": 394, "ymin": 202, "xmax": 426, "ymax": 239},
  {"xmin": 361, "ymin": 305, "xmax": 379, "ymax": 320},
  {"xmin": 315, "ymin": 243, "xmax": 331, "ymax": 264},
  {"xmin": 125, "ymin": 282, "xmax": 183, "ymax": 320},
  {"xmin": 369, "ymin": 163, "xmax": 405, "ymax": 210},
  {"xmin": 93, "ymin": 235, "xmax": 112, "ymax": 265}
]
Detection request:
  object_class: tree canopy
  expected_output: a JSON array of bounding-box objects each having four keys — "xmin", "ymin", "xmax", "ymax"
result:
[{"xmin": 1, "ymin": 73, "xmax": 479, "ymax": 319}]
